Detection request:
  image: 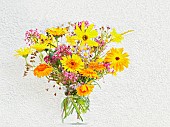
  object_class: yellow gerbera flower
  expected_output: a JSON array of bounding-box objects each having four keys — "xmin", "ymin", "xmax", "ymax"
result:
[
  {"xmin": 15, "ymin": 47, "xmax": 31, "ymax": 58},
  {"xmin": 61, "ymin": 54, "xmax": 84, "ymax": 73},
  {"xmin": 104, "ymin": 48, "xmax": 130, "ymax": 72},
  {"xmin": 34, "ymin": 64, "xmax": 53, "ymax": 78},
  {"xmin": 76, "ymin": 84, "xmax": 94, "ymax": 96},
  {"xmin": 46, "ymin": 27, "xmax": 68, "ymax": 36},
  {"xmin": 32, "ymin": 43, "xmax": 47, "ymax": 52},
  {"xmin": 80, "ymin": 68, "xmax": 98, "ymax": 78},
  {"xmin": 73, "ymin": 22, "xmax": 99, "ymax": 47}
]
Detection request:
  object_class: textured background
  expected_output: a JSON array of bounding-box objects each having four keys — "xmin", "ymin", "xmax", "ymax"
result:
[{"xmin": 0, "ymin": 0, "xmax": 170, "ymax": 127}]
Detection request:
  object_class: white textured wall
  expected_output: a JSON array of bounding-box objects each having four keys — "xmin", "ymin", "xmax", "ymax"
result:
[{"xmin": 0, "ymin": 0, "xmax": 170, "ymax": 127}]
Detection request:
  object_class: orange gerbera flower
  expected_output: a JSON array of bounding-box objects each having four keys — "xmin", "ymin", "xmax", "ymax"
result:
[
  {"xmin": 88, "ymin": 62, "xmax": 105, "ymax": 71},
  {"xmin": 80, "ymin": 68, "xmax": 98, "ymax": 78},
  {"xmin": 34, "ymin": 64, "xmax": 53, "ymax": 78},
  {"xmin": 76, "ymin": 84, "xmax": 94, "ymax": 96}
]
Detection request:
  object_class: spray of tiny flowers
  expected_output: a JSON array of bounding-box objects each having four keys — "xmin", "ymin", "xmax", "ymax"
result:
[{"xmin": 15, "ymin": 21, "xmax": 133, "ymax": 122}]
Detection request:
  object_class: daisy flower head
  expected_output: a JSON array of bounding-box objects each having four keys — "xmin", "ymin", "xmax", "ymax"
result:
[
  {"xmin": 76, "ymin": 84, "xmax": 94, "ymax": 96},
  {"xmin": 15, "ymin": 47, "xmax": 31, "ymax": 58},
  {"xmin": 46, "ymin": 27, "xmax": 68, "ymax": 37},
  {"xmin": 31, "ymin": 43, "xmax": 47, "ymax": 52},
  {"xmin": 104, "ymin": 48, "xmax": 130, "ymax": 72},
  {"xmin": 34, "ymin": 64, "xmax": 53, "ymax": 78},
  {"xmin": 61, "ymin": 54, "xmax": 84, "ymax": 73},
  {"xmin": 73, "ymin": 21, "xmax": 99, "ymax": 47}
]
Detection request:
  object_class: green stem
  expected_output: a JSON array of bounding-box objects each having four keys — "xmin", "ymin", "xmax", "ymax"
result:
[
  {"xmin": 70, "ymin": 97, "xmax": 83, "ymax": 121},
  {"xmin": 25, "ymin": 58, "xmax": 28, "ymax": 65},
  {"xmin": 39, "ymin": 52, "xmax": 44, "ymax": 63}
]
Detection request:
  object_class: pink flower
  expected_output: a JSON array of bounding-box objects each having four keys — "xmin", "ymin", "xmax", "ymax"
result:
[
  {"xmin": 74, "ymin": 20, "xmax": 90, "ymax": 29},
  {"xmin": 44, "ymin": 56, "xmax": 58, "ymax": 64},
  {"xmin": 62, "ymin": 71, "xmax": 78, "ymax": 84},
  {"xmin": 44, "ymin": 45, "xmax": 72, "ymax": 64},
  {"xmin": 54, "ymin": 45, "xmax": 72, "ymax": 60},
  {"xmin": 78, "ymin": 20, "xmax": 90, "ymax": 27},
  {"xmin": 95, "ymin": 39, "xmax": 105, "ymax": 46},
  {"xmin": 24, "ymin": 29, "xmax": 40, "ymax": 46},
  {"xmin": 104, "ymin": 63, "xmax": 111, "ymax": 72}
]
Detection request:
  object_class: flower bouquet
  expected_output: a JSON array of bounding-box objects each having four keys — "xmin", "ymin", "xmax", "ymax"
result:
[{"xmin": 15, "ymin": 21, "xmax": 133, "ymax": 122}]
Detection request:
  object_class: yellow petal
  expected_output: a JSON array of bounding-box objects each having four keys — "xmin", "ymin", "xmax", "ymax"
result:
[
  {"xmin": 87, "ymin": 40, "xmax": 99, "ymax": 47},
  {"xmin": 74, "ymin": 24, "xmax": 83, "ymax": 38},
  {"xmin": 86, "ymin": 24, "xmax": 94, "ymax": 33},
  {"xmin": 81, "ymin": 22, "xmax": 85, "ymax": 33},
  {"xmin": 88, "ymin": 30, "xmax": 98, "ymax": 38},
  {"xmin": 66, "ymin": 36, "xmax": 77, "ymax": 45}
]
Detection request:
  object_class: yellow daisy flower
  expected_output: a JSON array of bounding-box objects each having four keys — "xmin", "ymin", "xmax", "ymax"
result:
[
  {"xmin": 73, "ymin": 22, "xmax": 99, "ymax": 47},
  {"xmin": 104, "ymin": 48, "xmax": 130, "ymax": 72},
  {"xmin": 46, "ymin": 27, "xmax": 68, "ymax": 36},
  {"xmin": 32, "ymin": 43, "xmax": 47, "ymax": 52},
  {"xmin": 15, "ymin": 47, "xmax": 31, "ymax": 58},
  {"xmin": 61, "ymin": 54, "xmax": 84, "ymax": 73}
]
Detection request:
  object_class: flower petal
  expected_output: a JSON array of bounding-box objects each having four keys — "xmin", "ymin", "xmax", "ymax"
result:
[
  {"xmin": 88, "ymin": 30, "xmax": 98, "ymax": 38},
  {"xmin": 81, "ymin": 22, "xmax": 85, "ymax": 33},
  {"xmin": 86, "ymin": 24, "xmax": 94, "ymax": 33},
  {"xmin": 87, "ymin": 40, "xmax": 99, "ymax": 47},
  {"xmin": 74, "ymin": 24, "xmax": 83, "ymax": 38}
]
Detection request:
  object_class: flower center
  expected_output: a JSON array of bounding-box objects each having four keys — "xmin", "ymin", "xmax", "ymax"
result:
[
  {"xmin": 82, "ymin": 35, "xmax": 88, "ymax": 41},
  {"xmin": 115, "ymin": 57, "xmax": 120, "ymax": 61},
  {"xmin": 70, "ymin": 61, "xmax": 75, "ymax": 66}
]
